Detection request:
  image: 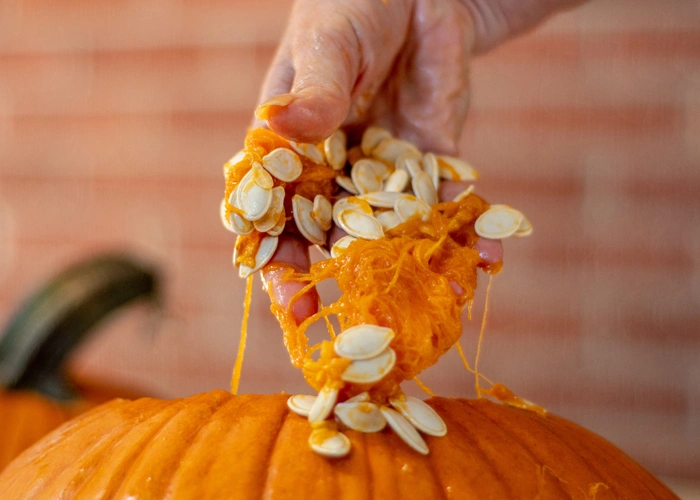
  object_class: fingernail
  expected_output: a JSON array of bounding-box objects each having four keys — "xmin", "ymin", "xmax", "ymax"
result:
[{"xmin": 255, "ymin": 94, "xmax": 296, "ymax": 121}]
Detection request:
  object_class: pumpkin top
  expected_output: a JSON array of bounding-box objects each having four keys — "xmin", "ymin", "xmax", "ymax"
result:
[{"xmin": 0, "ymin": 391, "xmax": 677, "ymax": 500}]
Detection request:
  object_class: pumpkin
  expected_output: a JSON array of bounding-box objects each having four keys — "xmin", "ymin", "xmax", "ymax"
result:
[
  {"xmin": 0, "ymin": 391, "xmax": 677, "ymax": 499},
  {"xmin": 0, "ymin": 254, "xmax": 159, "ymax": 470}
]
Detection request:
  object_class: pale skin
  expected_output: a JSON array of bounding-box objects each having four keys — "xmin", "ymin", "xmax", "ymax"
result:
[{"xmin": 254, "ymin": 0, "xmax": 586, "ymax": 324}]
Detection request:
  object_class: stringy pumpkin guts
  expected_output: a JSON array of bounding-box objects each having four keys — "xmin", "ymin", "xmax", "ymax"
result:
[{"xmin": 222, "ymin": 126, "xmax": 534, "ymax": 458}]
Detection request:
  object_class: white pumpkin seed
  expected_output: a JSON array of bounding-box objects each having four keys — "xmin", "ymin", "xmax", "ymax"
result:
[
  {"xmin": 380, "ymin": 406, "xmax": 429, "ymax": 455},
  {"xmin": 314, "ymin": 244, "xmax": 332, "ymax": 259},
  {"xmin": 224, "ymin": 149, "xmax": 247, "ymax": 177},
  {"xmin": 324, "ymin": 130, "xmax": 347, "ymax": 171},
  {"xmin": 287, "ymin": 394, "xmax": 316, "ymax": 417},
  {"xmin": 238, "ymin": 235, "xmax": 279, "ymax": 278},
  {"xmin": 397, "ymin": 155, "xmax": 423, "ymax": 178},
  {"xmin": 334, "ymin": 324, "xmax": 395, "ymax": 360},
  {"xmin": 361, "ymin": 126, "xmax": 392, "ymax": 156},
  {"xmin": 262, "ymin": 148, "xmax": 303, "ymax": 182},
  {"xmin": 331, "ymin": 235, "xmax": 357, "ymax": 259},
  {"xmin": 336, "ymin": 175, "xmax": 359, "ymax": 195},
  {"xmin": 312, "ymin": 194, "xmax": 333, "ymax": 231},
  {"xmin": 333, "ymin": 196, "xmax": 373, "ymax": 221},
  {"xmin": 437, "ymin": 156, "xmax": 478, "ymax": 181},
  {"xmin": 309, "ymin": 428, "xmax": 351, "ymax": 458},
  {"xmin": 389, "ymin": 396, "xmax": 447, "ymax": 437},
  {"xmin": 267, "ymin": 212, "xmax": 286, "ymax": 236},
  {"xmin": 475, "ymin": 205, "xmax": 524, "ymax": 239},
  {"xmin": 220, "ymin": 199, "xmax": 236, "ymax": 233},
  {"xmin": 308, "ymin": 385, "xmax": 339, "ymax": 423},
  {"xmin": 345, "ymin": 392, "xmax": 370, "ymax": 403},
  {"xmin": 352, "ymin": 159, "xmax": 384, "ymax": 195},
  {"xmin": 375, "ymin": 210, "xmax": 402, "ymax": 231},
  {"xmin": 394, "ymin": 195, "xmax": 432, "ymax": 222},
  {"xmin": 452, "ymin": 185, "xmax": 475, "ymax": 202},
  {"xmin": 238, "ymin": 164, "xmax": 273, "ymax": 221},
  {"xmin": 292, "ymin": 195, "xmax": 326, "ymax": 246},
  {"xmin": 290, "ymin": 141, "xmax": 325, "ymax": 164},
  {"xmin": 358, "ymin": 191, "xmax": 403, "ymax": 209},
  {"xmin": 383, "ymin": 169, "xmax": 409, "ymax": 193},
  {"xmin": 365, "ymin": 158, "xmax": 392, "ymax": 180},
  {"xmin": 412, "ymin": 171, "xmax": 439, "ymax": 206},
  {"xmin": 230, "ymin": 211, "xmax": 254, "ymax": 235},
  {"xmin": 372, "ymin": 138, "xmax": 421, "ymax": 165},
  {"xmin": 341, "ymin": 347, "xmax": 396, "ymax": 384},
  {"xmin": 514, "ymin": 214, "xmax": 533, "ymax": 237},
  {"xmin": 254, "ymin": 186, "xmax": 286, "ymax": 233},
  {"xmin": 336, "ymin": 209, "xmax": 384, "ymax": 240},
  {"xmin": 334, "ymin": 402, "xmax": 386, "ymax": 433},
  {"xmin": 422, "ymin": 153, "xmax": 440, "ymax": 189}
]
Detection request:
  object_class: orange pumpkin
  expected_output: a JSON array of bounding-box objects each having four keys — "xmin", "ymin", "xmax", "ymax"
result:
[
  {"xmin": 0, "ymin": 255, "xmax": 159, "ymax": 470},
  {"xmin": 0, "ymin": 391, "xmax": 678, "ymax": 499}
]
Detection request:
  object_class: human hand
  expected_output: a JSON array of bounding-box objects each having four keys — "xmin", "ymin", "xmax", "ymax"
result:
[{"xmin": 257, "ymin": 0, "xmax": 585, "ymax": 324}]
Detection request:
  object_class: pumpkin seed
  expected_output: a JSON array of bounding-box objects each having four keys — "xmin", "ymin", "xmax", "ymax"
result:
[
  {"xmin": 336, "ymin": 175, "xmax": 359, "ymax": 195},
  {"xmin": 308, "ymin": 385, "xmax": 339, "ymax": 423},
  {"xmin": 331, "ymin": 235, "xmax": 357, "ymax": 259},
  {"xmin": 292, "ymin": 195, "xmax": 326, "ymax": 246},
  {"xmin": 290, "ymin": 141, "xmax": 325, "ymax": 164},
  {"xmin": 452, "ymin": 184, "xmax": 475, "ymax": 202},
  {"xmin": 309, "ymin": 428, "xmax": 351, "ymax": 458},
  {"xmin": 358, "ymin": 191, "xmax": 403, "ymax": 209},
  {"xmin": 238, "ymin": 164, "xmax": 273, "ymax": 221},
  {"xmin": 230, "ymin": 211, "xmax": 254, "ymax": 235},
  {"xmin": 341, "ymin": 347, "xmax": 396, "ymax": 384},
  {"xmin": 334, "ymin": 402, "xmax": 386, "ymax": 433},
  {"xmin": 375, "ymin": 210, "xmax": 402, "ymax": 231},
  {"xmin": 475, "ymin": 205, "xmax": 523, "ymax": 239},
  {"xmin": 220, "ymin": 199, "xmax": 237, "ymax": 233},
  {"xmin": 412, "ymin": 171, "xmax": 439, "ymax": 206},
  {"xmin": 366, "ymin": 158, "xmax": 392, "ymax": 180},
  {"xmin": 372, "ymin": 138, "xmax": 421, "ymax": 165},
  {"xmin": 383, "ymin": 169, "xmax": 409, "ymax": 193},
  {"xmin": 334, "ymin": 324, "xmax": 395, "ymax": 360},
  {"xmin": 361, "ymin": 126, "xmax": 392, "ymax": 156},
  {"xmin": 262, "ymin": 148, "xmax": 303, "ymax": 182},
  {"xmin": 514, "ymin": 214, "xmax": 533, "ymax": 237},
  {"xmin": 254, "ymin": 186, "xmax": 286, "ymax": 233},
  {"xmin": 351, "ymin": 159, "xmax": 383, "ymax": 195},
  {"xmin": 224, "ymin": 149, "xmax": 247, "ymax": 176},
  {"xmin": 437, "ymin": 156, "xmax": 478, "ymax": 181},
  {"xmin": 389, "ymin": 396, "xmax": 447, "ymax": 437},
  {"xmin": 287, "ymin": 394, "xmax": 316, "ymax": 417},
  {"xmin": 335, "ymin": 209, "xmax": 384, "ymax": 240},
  {"xmin": 333, "ymin": 196, "xmax": 373, "ymax": 221},
  {"xmin": 422, "ymin": 153, "xmax": 440, "ymax": 189},
  {"xmin": 394, "ymin": 195, "xmax": 432, "ymax": 222},
  {"xmin": 324, "ymin": 130, "xmax": 347, "ymax": 171},
  {"xmin": 345, "ymin": 392, "xmax": 370, "ymax": 403},
  {"xmin": 267, "ymin": 212, "xmax": 286, "ymax": 236},
  {"xmin": 397, "ymin": 155, "xmax": 423, "ymax": 179},
  {"xmin": 312, "ymin": 194, "xmax": 333, "ymax": 231},
  {"xmin": 314, "ymin": 244, "xmax": 331, "ymax": 259},
  {"xmin": 380, "ymin": 406, "xmax": 429, "ymax": 455},
  {"xmin": 238, "ymin": 235, "xmax": 279, "ymax": 278}
]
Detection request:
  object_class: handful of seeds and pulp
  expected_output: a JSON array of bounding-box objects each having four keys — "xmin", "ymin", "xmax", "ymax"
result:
[{"xmin": 221, "ymin": 125, "xmax": 532, "ymax": 458}]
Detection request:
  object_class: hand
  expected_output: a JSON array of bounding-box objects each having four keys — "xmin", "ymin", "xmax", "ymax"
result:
[{"xmin": 257, "ymin": 0, "xmax": 585, "ymax": 324}]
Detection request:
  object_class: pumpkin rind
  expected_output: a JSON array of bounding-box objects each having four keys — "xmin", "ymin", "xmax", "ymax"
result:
[{"xmin": 0, "ymin": 392, "xmax": 678, "ymax": 500}]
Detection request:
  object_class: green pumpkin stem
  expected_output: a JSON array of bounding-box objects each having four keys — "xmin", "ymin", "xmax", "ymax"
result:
[{"xmin": 0, "ymin": 255, "xmax": 160, "ymax": 401}]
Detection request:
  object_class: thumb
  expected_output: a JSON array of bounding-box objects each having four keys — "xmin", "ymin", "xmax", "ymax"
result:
[{"xmin": 256, "ymin": 10, "xmax": 360, "ymax": 143}]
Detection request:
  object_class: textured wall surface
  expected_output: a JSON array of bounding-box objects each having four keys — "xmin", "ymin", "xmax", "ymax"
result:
[{"xmin": 0, "ymin": 0, "xmax": 699, "ymax": 482}]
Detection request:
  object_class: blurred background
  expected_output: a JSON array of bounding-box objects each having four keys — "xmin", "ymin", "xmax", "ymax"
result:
[{"xmin": 0, "ymin": 0, "xmax": 698, "ymax": 494}]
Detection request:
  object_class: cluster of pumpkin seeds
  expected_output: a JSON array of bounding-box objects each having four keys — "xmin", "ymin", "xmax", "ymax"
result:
[
  {"xmin": 221, "ymin": 125, "xmax": 533, "ymax": 457},
  {"xmin": 287, "ymin": 324, "xmax": 446, "ymax": 458}
]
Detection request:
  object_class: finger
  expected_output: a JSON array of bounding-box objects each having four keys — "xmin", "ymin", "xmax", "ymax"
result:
[
  {"xmin": 257, "ymin": 0, "xmax": 412, "ymax": 144},
  {"xmin": 262, "ymin": 235, "xmax": 319, "ymax": 325},
  {"xmin": 438, "ymin": 180, "xmax": 475, "ymax": 203},
  {"xmin": 390, "ymin": 0, "xmax": 476, "ymax": 154},
  {"xmin": 252, "ymin": 44, "xmax": 295, "ymax": 130}
]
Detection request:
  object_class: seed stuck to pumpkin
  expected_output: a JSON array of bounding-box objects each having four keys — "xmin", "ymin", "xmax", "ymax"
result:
[
  {"xmin": 308, "ymin": 427, "xmax": 351, "ymax": 458},
  {"xmin": 381, "ymin": 406, "xmax": 429, "ymax": 455},
  {"xmin": 287, "ymin": 394, "xmax": 316, "ymax": 417},
  {"xmin": 334, "ymin": 401, "xmax": 386, "ymax": 433},
  {"xmin": 308, "ymin": 385, "xmax": 339, "ymax": 423},
  {"xmin": 341, "ymin": 347, "xmax": 396, "ymax": 384},
  {"xmin": 389, "ymin": 396, "xmax": 447, "ymax": 437}
]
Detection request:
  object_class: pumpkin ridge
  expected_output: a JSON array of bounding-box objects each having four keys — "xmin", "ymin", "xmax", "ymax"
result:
[
  {"xmin": 259, "ymin": 395, "xmax": 300, "ymax": 500},
  {"xmin": 430, "ymin": 398, "xmax": 525, "ymax": 499},
  {"xmin": 470, "ymin": 399, "xmax": 613, "ymax": 499},
  {"xmin": 360, "ymin": 434, "xmax": 375, "ymax": 500},
  {"xmin": 542, "ymin": 415, "xmax": 676, "ymax": 500},
  {"xmin": 109, "ymin": 392, "xmax": 234, "ymax": 499},
  {"xmin": 452, "ymin": 399, "xmax": 573, "ymax": 498},
  {"xmin": 424, "ymin": 439, "xmax": 449, "ymax": 500},
  {"xmin": 75, "ymin": 394, "xmax": 228, "ymax": 499}
]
